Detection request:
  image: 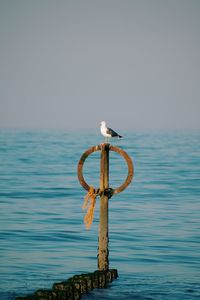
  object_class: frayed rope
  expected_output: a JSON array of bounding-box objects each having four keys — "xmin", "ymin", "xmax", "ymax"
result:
[{"xmin": 82, "ymin": 186, "xmax": 99, "ymax": 230}]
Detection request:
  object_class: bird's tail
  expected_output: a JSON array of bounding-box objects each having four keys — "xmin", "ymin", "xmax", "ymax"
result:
[{"xmin": 118, "ymin": 135, "xmax": 122, "ymax": 139}]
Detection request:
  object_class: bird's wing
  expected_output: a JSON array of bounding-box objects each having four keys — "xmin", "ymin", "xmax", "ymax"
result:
[{"xmin": 107, "ymin": 127, "xmax": 119, "ymax": 137}]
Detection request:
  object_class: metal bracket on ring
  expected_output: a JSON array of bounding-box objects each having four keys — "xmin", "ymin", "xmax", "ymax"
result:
[{"xmin": 77, "ymin": 144, "xmax": 134, "ymax": 196}]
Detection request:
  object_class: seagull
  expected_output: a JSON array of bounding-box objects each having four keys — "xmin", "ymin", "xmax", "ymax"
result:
[{"xmin": 100, "ymin": 121, "xmax": 122, "ymax": 142}]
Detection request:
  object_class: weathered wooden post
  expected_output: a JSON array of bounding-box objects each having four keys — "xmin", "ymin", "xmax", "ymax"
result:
[
  {"xmin": 98, "ymin": 143, "xmax": 109, "ymax": 271},
  {"xmin": 77, "ymin": 143, "xmax": 134, "ymax": 273}
]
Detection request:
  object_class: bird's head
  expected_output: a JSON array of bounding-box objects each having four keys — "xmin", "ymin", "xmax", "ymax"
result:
[{"xmin": 100, "ymin": 121, "xmax": 106, "ymax": 127}]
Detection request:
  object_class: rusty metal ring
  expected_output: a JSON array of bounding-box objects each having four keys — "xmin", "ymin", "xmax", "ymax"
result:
[{"xmin": 77, "ymin": 144, "xmax": 134, "ymax": 195}]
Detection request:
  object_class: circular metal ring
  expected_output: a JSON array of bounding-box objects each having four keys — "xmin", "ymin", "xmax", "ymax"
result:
[{"xmin": 77, "ymin": 144, "xmax": 134, "ymax": 195}]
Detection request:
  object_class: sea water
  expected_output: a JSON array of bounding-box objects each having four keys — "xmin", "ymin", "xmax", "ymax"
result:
[{"xmin": 0, "ymin": 129, "xmax": 200, "ymax": 300}]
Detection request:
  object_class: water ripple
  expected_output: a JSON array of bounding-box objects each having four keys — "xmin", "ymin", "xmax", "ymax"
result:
[{"xmin": 0, "ymin": 130, "xmax": 200, "ymax": 299}]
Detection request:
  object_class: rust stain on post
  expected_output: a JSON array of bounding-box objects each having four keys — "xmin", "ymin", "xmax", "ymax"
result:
[{"xmin": 98, "ymin": 143, "xmax": 110, "ymax": 271}]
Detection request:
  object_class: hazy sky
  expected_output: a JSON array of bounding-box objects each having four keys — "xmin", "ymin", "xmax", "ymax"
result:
[{"xmin": 0, "ymin": 0, "xmax": 200, "ymax": 130}]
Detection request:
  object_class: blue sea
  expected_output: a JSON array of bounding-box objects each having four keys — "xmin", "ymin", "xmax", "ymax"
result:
[{"xmin": 0, "ymin": 129, "xmax": 200, "ymax": 300}]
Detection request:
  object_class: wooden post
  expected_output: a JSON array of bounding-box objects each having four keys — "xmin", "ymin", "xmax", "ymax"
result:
[
  {"xmin": 77, "ymin": 143, "xmax": 134, "ymax": 272},
  {"xmin": 98, "ymin": 143, "xmax": 109, "ymax": 271}
]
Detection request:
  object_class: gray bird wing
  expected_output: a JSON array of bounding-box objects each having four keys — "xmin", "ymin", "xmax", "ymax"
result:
[{"xmin": 107, "ymin": 127, "xmax": 119, "ymax": 137}]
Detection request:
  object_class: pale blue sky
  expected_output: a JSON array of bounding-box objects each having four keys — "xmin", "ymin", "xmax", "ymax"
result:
[{"xmin": 0, "ymin": 0, "xmax": 200, "ymax": 130}]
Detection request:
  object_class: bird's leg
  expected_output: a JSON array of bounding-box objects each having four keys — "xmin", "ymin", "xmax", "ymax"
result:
[{"xmin": 105, "ymin": 136, "xmax": 110, "ymax": 143}]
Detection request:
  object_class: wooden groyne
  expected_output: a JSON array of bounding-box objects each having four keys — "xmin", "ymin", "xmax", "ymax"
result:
[
  {"xmin": 16, "ymin": 143, "xmax": 133, "ymax": 300},
  {"xmin": 16, "ymin": 269, "xmax": 118, "ymax": 300}
]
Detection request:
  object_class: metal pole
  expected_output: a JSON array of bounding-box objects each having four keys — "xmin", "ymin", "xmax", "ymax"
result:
[{"xmin": 98, "ymin": 143, "xmax": 109, "ymax": 271}]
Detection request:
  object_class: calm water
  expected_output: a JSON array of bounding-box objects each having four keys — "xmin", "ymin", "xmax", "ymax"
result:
[{"xmin": 0, "ymin": 130, "xmax": 200, "ymax": 300}]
